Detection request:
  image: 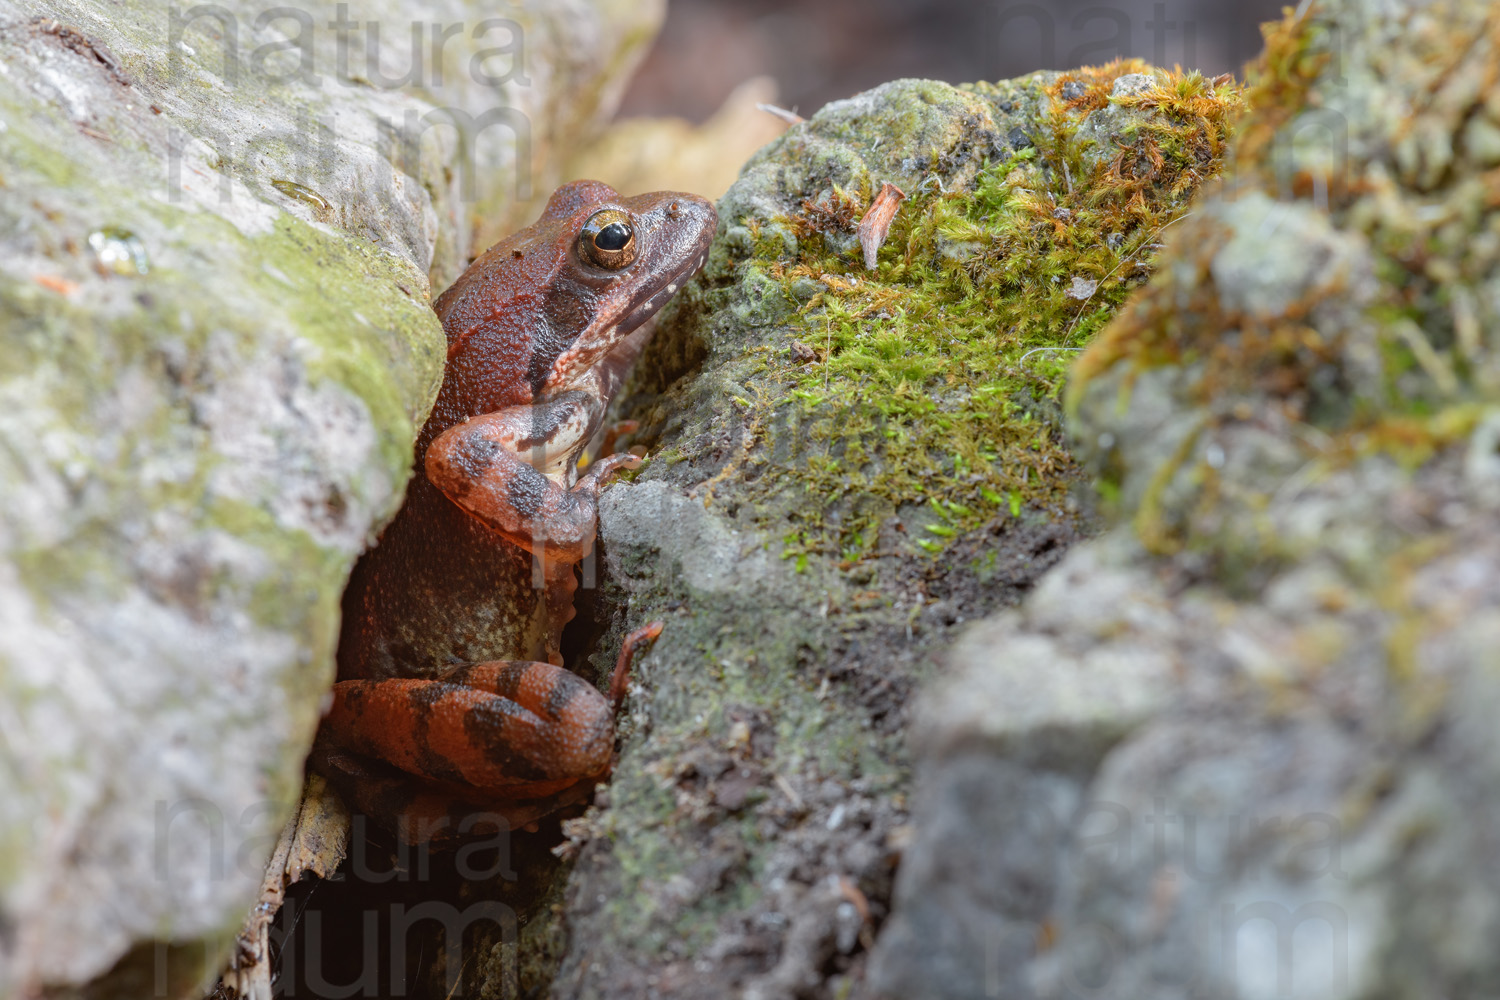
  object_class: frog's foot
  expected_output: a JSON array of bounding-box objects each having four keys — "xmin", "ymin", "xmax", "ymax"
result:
[
  {"xmin": 609, "ymin": 620, "xmax": 664, "ymax": 709},
  {"xmin": 312, "ymin": 660, "xmax": 615, "ymax": 845},
  {"xmin": 425, "ymin": 403, "xmax": 643, "ymax": 566}
]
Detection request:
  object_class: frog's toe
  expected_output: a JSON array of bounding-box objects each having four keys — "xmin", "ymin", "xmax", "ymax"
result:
[{"xmin": 577, "ymin": 451, "xmax": 643, "ymax": 491}]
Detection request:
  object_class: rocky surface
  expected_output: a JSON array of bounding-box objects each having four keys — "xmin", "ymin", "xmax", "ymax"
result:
[
  {"xmin": 869, "ymin": 2, "xmax": 1500, "ymax": 998},
  {"xmin": 540, "ymin": 64, "xmax": 1242, "ymax": 999},
  {"xmin": 0, "ymin": 2, "xmax": 661, "ymax": 996}
]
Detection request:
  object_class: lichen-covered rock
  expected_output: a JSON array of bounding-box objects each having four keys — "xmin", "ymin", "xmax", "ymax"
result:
[
  {"xmin": 546, "ymin": 65, "xmax": 1243, "ymax": 999},
  {"xmin": 0, "ymin": 1, "xmax": 661, "ymax": 996},
  {"xmin": 871, "ymin": 3, "xmax": 1500, "ymax": 998}
]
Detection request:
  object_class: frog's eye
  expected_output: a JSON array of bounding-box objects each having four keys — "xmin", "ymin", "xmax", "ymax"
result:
[{"xmin": 579, "ymin": 209, "xmax": 637, "ymax": 269}]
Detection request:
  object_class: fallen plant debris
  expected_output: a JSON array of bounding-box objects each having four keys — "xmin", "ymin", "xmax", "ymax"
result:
[{"xmin": 856, "ymin": 182, "xmax": 906, "ymax": 270}]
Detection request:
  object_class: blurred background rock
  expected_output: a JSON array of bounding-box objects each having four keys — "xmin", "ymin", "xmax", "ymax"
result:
[{"xmin": 572, "ymin": 0, "xmax": 1287, "ymax": 201}]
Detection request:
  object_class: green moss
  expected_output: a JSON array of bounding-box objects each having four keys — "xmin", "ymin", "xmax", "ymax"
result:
[
  {"xmin": 247, "ymin": 214, "xmax": 445, "ymax": 472},
  {"xmin": 700, "ymin": 64, "xmax": 1244, "ymax": 561}
]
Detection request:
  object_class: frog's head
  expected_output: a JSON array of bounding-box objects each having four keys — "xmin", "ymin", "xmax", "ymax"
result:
[
  {"xmin": 534, "ymin": 181, "xmax": 717, "ymax": 393},
  {"xmin": 433, "ymin": 180, "xmax": 717, "ymax": 412}
]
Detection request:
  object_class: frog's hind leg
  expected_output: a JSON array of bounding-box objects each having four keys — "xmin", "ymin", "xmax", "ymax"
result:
[
  {"xmin": 608, "ymin": 620, "xmax": 663, "ymax": 709},
  {"xmin": 324, "ymin": 661, "xmax": 614, "ymax": 793},
  {"xmin": 311, "ymin": 631, "xmax": 663, "ymax": 845},
  {"xmin": 311, "ymin": 660, "xmax": 614, "ymax": 844}
]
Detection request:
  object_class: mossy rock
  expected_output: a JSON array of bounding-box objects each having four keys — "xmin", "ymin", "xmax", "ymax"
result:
[
  {"xmin": 873, "ymin": 3, "xmax": 1500, "ymax": 998},
  {"xmin": 1069, "ymin": 5, "xmax": 1500, "ymax": 571},
  {"xmin": 629, "ymin": 67, "xmax": 1244, "ymax": 566},
  {"xmin": 543, "ymin": 63, "xmax": 1245, "ymax": 999},
  {"xmin": 0, "ymin": 3, "xmax": 662, "ymax": 996}
]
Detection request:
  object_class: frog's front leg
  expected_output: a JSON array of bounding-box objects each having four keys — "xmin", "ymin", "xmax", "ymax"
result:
[
  {"xmin": 425, "ymin": 390, "xmax": 639, "ymax": 661},
  {"xmin": 424, "ymin": 389, "xmax": 641, "ymax": 566}
]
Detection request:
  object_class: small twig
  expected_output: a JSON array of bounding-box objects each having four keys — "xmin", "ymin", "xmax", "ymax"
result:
[
  {"xmin": 1450, "ymin": 286, "xmax": 1481, "ymax": 363},
  {"xmin": 1061, "ymin": 212, "xmax": 1194, "ymax": 342},
  {"xmin": 825, "ymin": 321, "xmax": 832, "ymax": 392},
  {"xmin": 1016, "ymin": 346, "xmax": 1085, "ymax": 366},
  {"xmin": 773, "ymin": 774, "xmax": 804, "ymax": 810},
  {"xmin": 443, "ymin": 952, "xmax": 475, "ymax": 1000},
  {"xmin": 1393, "ymin": 318, "xmax": 1459, "ymax": 397},
  {"xmin": 838, "ymin": 876, "xmax": 871, "ymax": 924},
  {"xmin": 757, "ymin": 102, "xmax": 804, "ymax": 125}
]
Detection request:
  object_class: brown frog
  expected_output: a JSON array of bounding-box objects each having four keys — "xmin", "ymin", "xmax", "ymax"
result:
[{"xmin": 314, "ymin": 180, "xmax": 716, "ymax": 843}]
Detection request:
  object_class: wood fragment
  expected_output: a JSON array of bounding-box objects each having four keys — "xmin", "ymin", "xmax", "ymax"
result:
[
  {"xmin": 221, "ymin": 775, "xmax": 351, "ymax": 1000},
  {"xmin": 857, "ymin": 182, "xmax": 906, "ymax": 270}
]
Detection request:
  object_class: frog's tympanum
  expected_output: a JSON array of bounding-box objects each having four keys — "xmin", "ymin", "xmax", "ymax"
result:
[{"xmin": 315, "ymin": 181, "xmax": 717, "ymax": 844}]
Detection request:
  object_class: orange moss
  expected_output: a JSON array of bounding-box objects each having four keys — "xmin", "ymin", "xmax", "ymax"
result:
[{"xmin": 1046, "ymin": 58, "xmax": 1154, "ymax": 114}]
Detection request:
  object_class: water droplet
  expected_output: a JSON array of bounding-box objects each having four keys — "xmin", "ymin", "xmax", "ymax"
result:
[{"xmin": 87, "ymin": 227, "xmax": 149, "ymax": 275}]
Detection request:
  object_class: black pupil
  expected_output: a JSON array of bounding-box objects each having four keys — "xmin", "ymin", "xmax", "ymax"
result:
[{"xmin": 595, "ymin": 222, "xmax": 631, "ymax": 252}]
